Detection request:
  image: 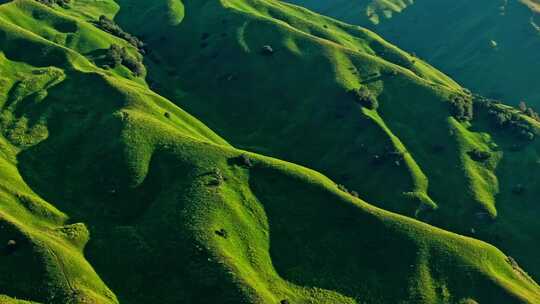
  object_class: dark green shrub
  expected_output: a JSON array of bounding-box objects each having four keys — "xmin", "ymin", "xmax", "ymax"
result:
[
  {"xmin": 239, "ymin": 154, "xmax": 253, "ymax": 168},
  {"xmin": 467, "ymin": 149, "xmax": 491, "ymax": 162},
  {"xmin": 449, "ymin": 95, "xmax": 473, "ymax": 122},
  {"xmin": 476, "ymin": 95, "xmax": 537, "ymax": 142},
  {"xmin": 350, "ymin": 87, "xmax": 378, "ymax": 110},
  {"xmin": 104, "ymin": 44, "xmax": 144, "ymax": 76},
  {"xmin": 121, "ymin": 53, "xmax": 144, "ymax": 76},
  {"xmin": 96, "ymin": 15, "xmax": 144, "ymax": 49},
  {"xmin": 106, "ymin": 44, "xmax": 123, "ymax": 67},
  {"xmin": 337, "ymin": 184, "xmax": 360, "ymax": 198},
  {"xmin": 229, "ymin": 154, "xmax": 253, "ymax": 168},
  {"xmin": 215, "ymin": 229, "xmax": 228, "ymax": 239}
]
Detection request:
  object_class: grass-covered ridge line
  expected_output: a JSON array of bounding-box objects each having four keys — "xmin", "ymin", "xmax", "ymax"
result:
[
  {"xmin": 284, "ymin": 0, "xmax": 540, "ymax": 108},
  {"xmin": 0, "ymin": 0, "xmax": 539, "ymax": 303}
]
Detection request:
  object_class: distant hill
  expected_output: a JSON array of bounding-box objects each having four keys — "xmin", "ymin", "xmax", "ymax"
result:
[
  {"xmin": 0, "ymin": 0, "xmax": 539, "ymax": 303},
  {"xmin": 283, "ymin": 0, "xmax": 540, "ymax": 107}
]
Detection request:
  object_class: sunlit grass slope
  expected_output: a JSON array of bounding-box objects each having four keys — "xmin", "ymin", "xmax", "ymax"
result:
[{"xmin": 0, "ymin": 0, "xmax": 539, "ymax": 303}]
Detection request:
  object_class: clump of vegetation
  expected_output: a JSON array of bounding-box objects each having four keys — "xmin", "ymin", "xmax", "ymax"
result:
[
  {"xmin": 475, "ymin": 96, "xmax": 536, "ymax": 141},
  {"xmin": 337, "ymin": 184, "xmax": 359, "ymax": 198},
  {"xmin": 96, "ymin": 15, "xmax": 144, "ymax": 50},
  {"xmin": 215, "ymin": 228, "xmax": 228, "ymax": 239},
  {"xmin": 35, "ymin": 0, "xmax": 70, "ymax": 7},
  {"xmin": 518, "ymin": 101, "xmax": 540, "ymax": 121},
  {"xmin": 105, "ymin": 44, "xmax": 144, "ymax": 76},
  {"xmin": 449, "ymin": 95, "xmax": 473, "ymax": 122},
  {"xmin": 350, "ymin": 87, "xmax": 378, "ymax": 110},
  {"xmin": 467, "ymin": 149, "xmax": 491, "ymax": 162},
  {"xmin": 230, "ymin": 154, "xmax": 253, "ymax": 168}
]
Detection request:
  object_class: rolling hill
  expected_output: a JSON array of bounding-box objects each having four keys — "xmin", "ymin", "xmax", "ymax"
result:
[
  {"xmin": 283, "ymin": 0, "xmax": 540, "ymax": 107},
  {"xmin": 111, "ymin": 0, "xmax": 540, "ymax": 283},
  {"xmin": 0, "ymin": 0, "xmax": 539, "ymax": 303}
]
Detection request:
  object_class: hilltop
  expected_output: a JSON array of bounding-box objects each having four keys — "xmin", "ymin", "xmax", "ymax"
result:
[{"xmin": 0, "ymin": 0, "xmax": 539, "ymax": 303}]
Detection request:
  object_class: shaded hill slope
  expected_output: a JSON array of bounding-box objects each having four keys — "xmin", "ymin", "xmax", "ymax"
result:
[
  {"xmin": 283, "ymin": 0, "xmax": 540, "ymax": 107},
  {"xmin": 0, "ymin": 0, "xmax": 539, "ymax": 303}
]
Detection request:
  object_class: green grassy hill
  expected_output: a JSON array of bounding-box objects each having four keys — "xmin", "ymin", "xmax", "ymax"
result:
[
  {"xmin": 283, "ymin": 0, "xmax": 540, "ymax": 107},
  {"xmin": 0, "ymin": 0, "xmax": 539, "ymax": 303},
  {"xmin": 109, "ymin": 0, "xmax": 540, "ymax": 284}
]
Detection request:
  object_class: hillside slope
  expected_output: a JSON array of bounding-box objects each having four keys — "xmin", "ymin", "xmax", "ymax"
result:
[
  {"xmin": 283, "ymin": 0, "xmax": 540, "ymax": 107},
  {"xmin": 103, "ymin": 0, "xmax": 540, "ymax": 283},
  {"xmin": 0, "ymin": 0, "xmax": 539, "ymax": 303}
]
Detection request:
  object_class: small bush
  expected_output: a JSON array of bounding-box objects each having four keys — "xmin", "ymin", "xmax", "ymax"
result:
[
  {"xmin": 338, "ymin": 184, "xmax": 360, "ymax": 198},
  {"xmin": 239, "ymin": 154, "xmax": 253, "ymax": 168},
  {"xmin": 467, "ymin": 149, "xmax": 491, "ymax": 162},
  {"xmin": 228, "ymin": 154, "xmax": 254, "ymax": 168},
  {"xmin": 475, "ymin": 95, "xmax": 537, "ymax": 141},
  {"xmin": 350, "ymin": 87, "xmax": 378, "ymax": 110},
  {"xmin": 215, "ymin": 229, "xmax": 228, "ymax": 239}
]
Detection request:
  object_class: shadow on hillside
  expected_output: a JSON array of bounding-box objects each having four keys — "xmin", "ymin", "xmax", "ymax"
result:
[{"xmin": 247, "ymin": 165, "xmax": 417, "ymax": 303}]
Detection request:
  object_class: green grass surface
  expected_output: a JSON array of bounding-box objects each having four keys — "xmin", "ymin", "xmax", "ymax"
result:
[
  {"xmin": 0, "ymin": 0, "xmax": 539, "ymax": 303},
  {"xmin": 109, "ymin": 0, "xmax": 540, "ymax": 284}
]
